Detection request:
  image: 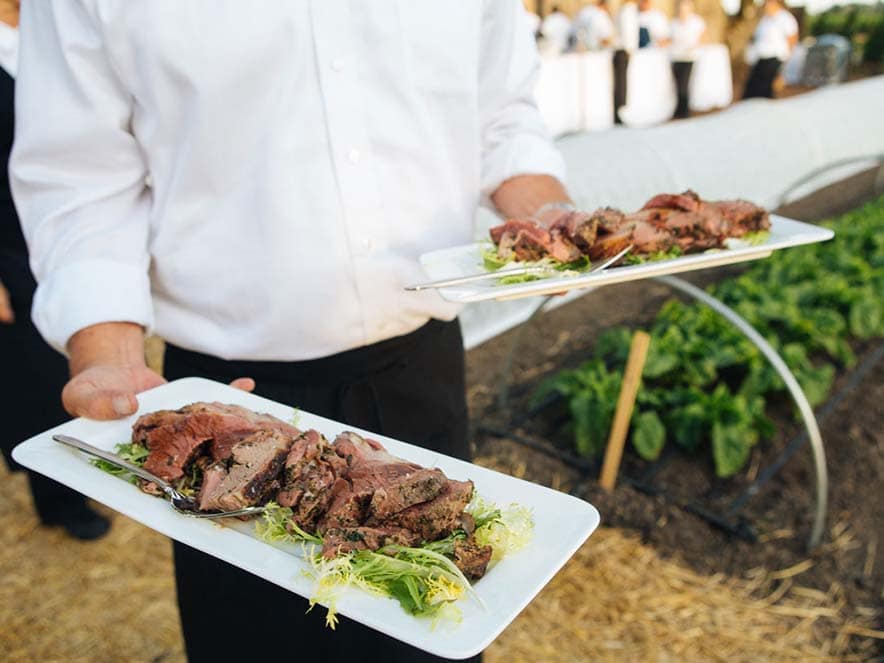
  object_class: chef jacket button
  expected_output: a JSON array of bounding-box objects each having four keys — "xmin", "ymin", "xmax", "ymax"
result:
[
  {"xmin": 348, "ymin": 148, "xmax": 361, "ymax": 164},
  {"xmin": 331, "ymin": 58, "xmax": 345, "ymax": 72}
]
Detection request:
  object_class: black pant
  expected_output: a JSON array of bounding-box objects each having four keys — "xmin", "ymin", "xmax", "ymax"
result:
[
  {"xmin": 743, "ymin": 57, "xmax": 782, "ymax": 99},
  {"xmin": 613, "ymin": 49, "xmax": 630, "ymax": 124},
  {"xmin": 672, "ymin": 61, "xmax": 693, "ymax": 119},
  {"xmin": 0, "ymin": 251, "xmax": 88, "ymax": 522},
  {"xmin": 163, "ymin": 318, "xmax": 477, "ymax": 663}
]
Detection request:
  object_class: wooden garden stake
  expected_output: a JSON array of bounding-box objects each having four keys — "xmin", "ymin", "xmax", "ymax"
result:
[{"xmin": 599, "ymin": 330, "xmax": 651, "ymax": 492}]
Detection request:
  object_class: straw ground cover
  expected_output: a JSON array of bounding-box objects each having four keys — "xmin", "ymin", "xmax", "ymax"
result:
[{"xmin": 1, "ymin": 460, "xmax": 879, "ymax": 662}]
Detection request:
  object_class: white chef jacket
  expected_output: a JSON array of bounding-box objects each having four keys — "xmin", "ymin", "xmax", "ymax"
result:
[
  {"xmin": 574, "ymin": 6, "xmax": 614, "ymax": 51},
  {"xmin": 11, "ymin": 0, "xmax": 565, "ymax": 361},
  {"xmin": 639, "ymin": 8, "xmax": 670, "ymax": 46},
  {"xmin": 616, "ymin": 2, "xmax": 640, "ymax": 52},
  {"xmin": 540, "ymin": 11, "xmax": 573, "ymax": 54},
  {"xmin": 751, "ymin": 9, "xmax": 799, "ymax": 61},
  {"xmin": 669, "ymin": 14, "xmax": 705, "ymax": 62}
]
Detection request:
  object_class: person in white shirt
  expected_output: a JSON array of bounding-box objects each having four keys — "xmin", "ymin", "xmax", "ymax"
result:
[
  {"xmin": 638, "ymin": 0, "xmax": 671, "ymax": 48},
  {"xmin": 573, "ymin": 0, "xmax": 615, "ymax": 51},
  {"xmin": 613, "ymin": 0, "xmax": 640, "ymax": 123},
  {"xmin": 11, "ymin": 2, "xmax": 578, "ymax": 662},
  {"xmin": 524, "ymin": 10, "xmax": 542, "ymax": 39},
  {"xmin": 540, "ymin": 5, "xmax": 573, "ymax": 54},
  {"xmin": 744, "ymin": 0, "xmax": 799, "ymax": 98},
  {"xmin": 669, "ymin": 0, "xmax": 706, "ymax": 118}
]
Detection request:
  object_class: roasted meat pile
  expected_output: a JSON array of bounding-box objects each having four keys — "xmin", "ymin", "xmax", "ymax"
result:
[
  {"xmin": 132, "ymin": 402, "xmax": 492, "ymax": 579},
  {"xmin": 490, "ymin": 190, "xmax": 770, "ymax": 262}
]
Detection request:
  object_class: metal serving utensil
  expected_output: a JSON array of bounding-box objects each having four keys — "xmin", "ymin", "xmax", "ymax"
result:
[
  {"xmin": 53, "ymin": 434, "xmax": 265, "ymax": 519},
  {"xmin": 405, "ymin": 244, "xmax": 633, "ymax": 292}
]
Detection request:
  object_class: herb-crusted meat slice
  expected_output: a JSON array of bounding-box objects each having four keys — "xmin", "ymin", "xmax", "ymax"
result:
[
  {"xmin": 710, "ymin": 199, "xmax": 770, "ymax": 236},
  {"xmin": 197, "ymin": 430, "xmax": 295, "ymax": 511},
  {"xmin": 374, "ymin": 479, "xmax": 474, "ymax": 541},
  {"xmin": 453, "ymin": 538, "xmax": 493, "ymax": 580},
  {"xmin": 490, "ymin": 218, "xmax": 581, "ymax": 263},
  {"xmin": 133, "ymin": 402, "xmax": 300, "ymax": 482},
  {"xmin": 276, "ymin": 430, "xmax": 346, "ymax": 529},
  {"xmin": 641, "ymin": 190, "xmax": 701, "ymax": 213},
  {"xmin": 317, "ymin": 432, "xmax": 446, "ymax": 531}
]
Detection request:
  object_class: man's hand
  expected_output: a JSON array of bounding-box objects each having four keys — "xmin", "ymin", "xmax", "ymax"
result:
[
  {"xmin": 490, "ymin": 174, "xmax": 573, "ymax": 225},
  {"xmin": 0, "ymin": 278, "xmax": 13, "ymax": 324},
  {"xmin": 63, "ymin": 322, "xmax": 255, "ymax": 420},
  {"xmin": 63, "ymin": 363, "xmax": 167, "ymax": 419}
]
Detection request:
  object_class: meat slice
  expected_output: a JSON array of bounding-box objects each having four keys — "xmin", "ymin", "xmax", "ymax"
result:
[
  {"xmin": 453, "ymin": 539, "xmax": 493, "ymax": 580},
  {"xmin": 318, "ymin": 432, "xmax": 446, "ymax": 531},
  {"xmin": 550, "ymin": 211, "xmax": 598, "ymax": 252},
  {"xmin": 133, "ymin": 402, "xmax": 300, "ymax": 482},
  {"xmin": 376, "ymin": 479, "xmax": 474, "ymax": 541},
  {"xmin": 197, "ymin": 430, "xmax": 295, "ymax": 511},
  {"xmin": 711, "ymin": 199, "xmax": 770, "ymax": 236},
  {"xmin": 321, "ymin": 526, "xmax": 421, "ymax": 559},
  {"xmin": 489, "ymin": 219, "xmax": 580, "ymax": 263},
  {"xmin": 276, "ymin": 430, "xmax": 346, "ymax": 529},
  {"xmin": 641, "ymin": 190, "xmax": 701, "ymax": 212}
]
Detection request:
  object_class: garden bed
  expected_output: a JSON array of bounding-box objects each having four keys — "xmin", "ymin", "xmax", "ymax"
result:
[{"xmin": 466, "ymin": 195, "xmax": 884, "ymax": 656}]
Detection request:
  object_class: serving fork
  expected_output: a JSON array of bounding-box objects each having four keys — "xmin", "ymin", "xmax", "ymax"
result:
[{"xmin": 53, "ymin": 434, "xmax": 265, "ymax": 519}]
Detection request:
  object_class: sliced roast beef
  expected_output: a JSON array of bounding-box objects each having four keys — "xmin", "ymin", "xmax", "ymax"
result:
[
  {"xmin": 277, "ymin": 430, "xmax": 346, "ymax": 529},
  {"xmin": 641, "ymin": 190, "xmax": 701, "ymax": 213},
  {"xmin": 550, "ymin": 211, "xmax": 598, "ymax": 252},
  {"xmin": 321, "ymin": 526, "xmax": 422, "ymax": 559},
  {"xmin": 453, "ymin": 538, "xmax": 493, "ymax": 580},
  {"xmin": 133, "ymin": 402, "xmax": 300, "ymax": 482},
  {"xmin": 197, "ymin": 430, "xmax": 295, "ymax": 511},
  {"xmin": 318, "ymin": 432, "xmax": 447, "ymax": 531},
  {"xmin": 376, "ymin": 479, "xmax": 474, "ymax": 541},
  {"xmin": 489, "ymin": 219, "xmax": 580, "ymax": 263},
  {"xmin": 711, "ymin": 199, "xmax": 770, "ymax": 236}
]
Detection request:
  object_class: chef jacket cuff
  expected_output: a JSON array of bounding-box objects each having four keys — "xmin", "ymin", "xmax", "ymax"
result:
[
  {"xmin": 31, "ymin": 259, "xmax": 154, "ymax": 355},
  {"xmin": 480, "ymin": 133, "xmax": 567, "ymax": 205}
]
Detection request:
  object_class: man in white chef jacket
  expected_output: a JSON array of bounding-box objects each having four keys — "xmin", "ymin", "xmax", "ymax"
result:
[{"xmin": 11, "ymin": 2, "xmax": 578, "ymax": 662}]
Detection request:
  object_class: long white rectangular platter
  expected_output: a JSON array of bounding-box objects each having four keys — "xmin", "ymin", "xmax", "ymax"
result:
[
  {"xmin": 12, "ymin": 377, "xmax": 600, "ymax": 660},
  {"xmin": 418, "ymin": 215, "xmax": 833, "ymax": 303}
]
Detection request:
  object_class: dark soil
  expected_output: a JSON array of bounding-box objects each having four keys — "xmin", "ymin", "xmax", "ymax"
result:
[{"xmin": 465, "ymin": 177, "xmax": 884, "ymax": 642}]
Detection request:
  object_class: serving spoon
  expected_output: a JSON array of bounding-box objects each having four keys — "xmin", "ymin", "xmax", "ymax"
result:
[{"xmin": 53, "ymin": 434, "xmax": 265, "ymax": 519}]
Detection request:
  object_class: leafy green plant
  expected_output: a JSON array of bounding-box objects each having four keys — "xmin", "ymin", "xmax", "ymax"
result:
[{"xmin": 533, "ymin": 196, "xmax": 884, "ymax": 477}]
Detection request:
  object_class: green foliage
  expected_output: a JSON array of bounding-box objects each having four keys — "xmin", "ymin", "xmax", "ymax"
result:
[
  {"xmin": 90, "ymin": 442, "xmax": 149, "ymax": 484},
  {"xmin": 534, "ymin": 196, "xmax": 884, "ymax": 478}
]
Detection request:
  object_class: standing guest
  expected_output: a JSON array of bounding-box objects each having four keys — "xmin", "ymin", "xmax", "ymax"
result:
[
  {"xmin": 0, "ymin": 0, "xmax": 109, "ymax": 541},
  {"xmin": 744, "ymin": 0, "xmax": 799, "ymax": 98},
  {"xmin": 638, "ymin": 0, "xmax": 671, "ymax": 48},
  {"xmin": 12, "ymin": 2, "xmax": 583, "ymax": 662},
  {"xmin": 669, "ymin": 0, "xmax": 706, "ymax": 119},
  {"xmin": 614, "ymin": 0, "xmax": 640, "ymax": 123},
  {"xmin": 524, "ymin": 10, "xmax": 541, "ymax": 40},
  {"xmin": 574, "ymin": 0, "xmax": 615, "ymax": 51},
  {"xmin": 540, "ymin": 5, "xmax": 573, "ymax": 54}
]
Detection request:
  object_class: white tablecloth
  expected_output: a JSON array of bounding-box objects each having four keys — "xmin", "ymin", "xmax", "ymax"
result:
[
  {"xmin": 690, "ymin": 44, "xmax": 733, "ymax": 112},
  {"xmin": 535, "ymin": 54, "xmax": 584, "ymax": 137},
  {"xmin": 620, "ymin": 47, "xmax": 676, "ymax": 128}
]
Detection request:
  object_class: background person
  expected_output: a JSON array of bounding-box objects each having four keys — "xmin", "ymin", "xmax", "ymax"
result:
[
  {"xmin": 614, "ymin": 0, "xmax": 640, "ymax": 123},
  {"xmin": 669, "ymin": 0, "xmax": 706, "ymax": 119},
  {"xmin": 12, "ymin": 2, "xmax": 579, "ymax": 662},
  {"xmin": 638, "ymin": 0, "xmax": 670, "ymax": 48},
  {"xmin": 574, "ymin": 0, "xmax": 615, "ymax": 51},
  {"xmin": 0, "ymin": 0, "xmax": 109, "ymax": 541},
  {"xmin": 743, "ymin": 0, "xmax": 799, "ymax": 98},
  {"xmin": 540, "ymin": 4, "xmax": 573, "ymax": 54}
]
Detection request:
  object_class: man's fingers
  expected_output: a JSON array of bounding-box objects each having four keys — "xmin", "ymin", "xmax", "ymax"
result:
[
  {"xmin": 229, "ymin": 377, "xmax": 255, "ymax": 392},
  {"xmin": 0, "ymin": 280, "xmax": 14, "ymax": 324},
  {"xmin": 62, "ymin": 383, "xmax": 138, "ymax": 420}
]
